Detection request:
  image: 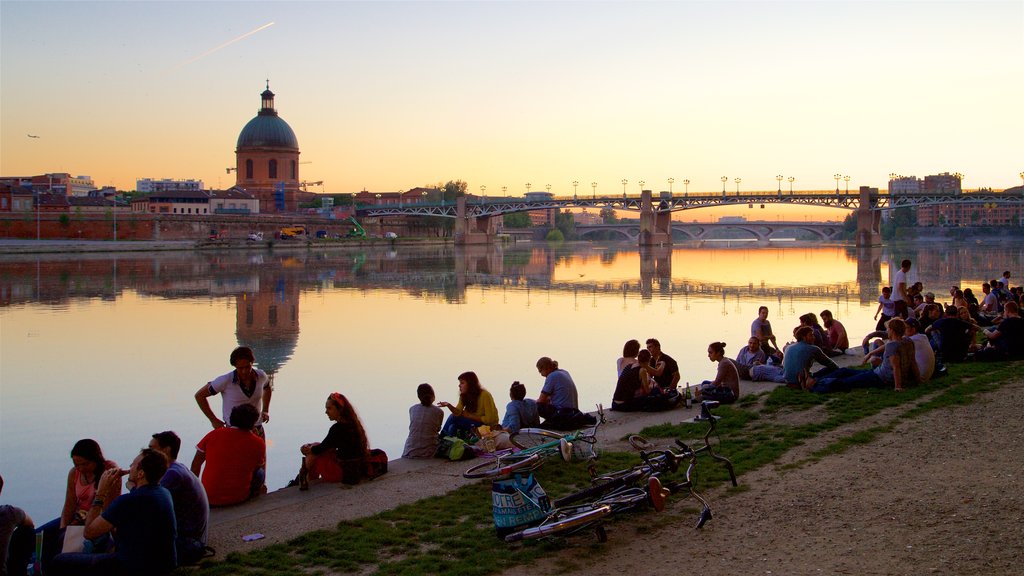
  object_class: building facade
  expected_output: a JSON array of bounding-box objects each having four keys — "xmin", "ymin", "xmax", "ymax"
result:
[{"xmin": 137, "ymin": 178, "xmax": 205, "ymax": 193}]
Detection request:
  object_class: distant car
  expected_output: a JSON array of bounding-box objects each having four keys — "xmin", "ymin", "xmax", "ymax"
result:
[
  {"xmin": 247, "ymin": 232, "xmax": 263, "ymax": 241},
  {"xmin": 384, "ymin": 232, "xmax": 398, "ymax": 240}
]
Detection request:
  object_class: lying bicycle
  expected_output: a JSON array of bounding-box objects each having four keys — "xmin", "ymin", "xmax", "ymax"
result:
[
  {"xmin": 502, "ymin": 400, "xmax": 737, "ymax": 542},
  {"xmin": 463, "ymin": 406, "xmax": 604, "ymax": 479}
]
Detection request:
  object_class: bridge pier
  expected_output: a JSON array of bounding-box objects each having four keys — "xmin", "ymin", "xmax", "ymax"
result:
[
  {"xmin": 856, "ymin": 186, "xmax": 882, "ymax": 247},
  {"xmin": 639, "ymin": 190, "xmax": 673, "ymax": 246},
  {"xmin": 454, "ymin": 197, "xmax": 497, "ymax": 245}
]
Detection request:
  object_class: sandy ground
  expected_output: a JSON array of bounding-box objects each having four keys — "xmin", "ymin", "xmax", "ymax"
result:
[{"xmin": 502, "ymin": 378, "xmax": 1024, "ymax": 576}]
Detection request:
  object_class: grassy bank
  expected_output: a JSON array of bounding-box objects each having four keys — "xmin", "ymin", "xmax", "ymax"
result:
[{"xmin": 184, "ymin": 360, "xmax": 1021, "ymax": 576}]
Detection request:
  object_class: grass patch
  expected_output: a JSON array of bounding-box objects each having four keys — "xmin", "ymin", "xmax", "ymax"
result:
[{"xmin": 186, "ymin": 361, "xmax": 1021, "ymax": 576}]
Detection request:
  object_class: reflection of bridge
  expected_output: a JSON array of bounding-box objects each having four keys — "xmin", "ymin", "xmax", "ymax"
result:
[
  {"xmin": 358, "ymin": 188, "xmax": 1024, "ymax": 247},
  {"xmin": 575, "ymin": 221, "xmax": 843, "ymax": 242}
]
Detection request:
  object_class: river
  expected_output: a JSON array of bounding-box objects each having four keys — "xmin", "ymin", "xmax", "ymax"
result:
[{"xmin": 1, "ymin": 240, "xmax": 1020, "ymax": 521}]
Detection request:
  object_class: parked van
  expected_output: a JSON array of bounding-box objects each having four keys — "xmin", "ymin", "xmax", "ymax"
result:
[{"xmin": 279, "ymin": 226, "xmax": 307, "ymax": 239}]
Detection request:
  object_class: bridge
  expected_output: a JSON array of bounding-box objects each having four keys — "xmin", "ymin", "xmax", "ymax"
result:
[
  {"xmin": 573, "ymin": 221, "xmax": 844, "ymax": 242},
  {"xmin": 356, "ymin": 188, "xmax": 1024, "ymax": 247}
]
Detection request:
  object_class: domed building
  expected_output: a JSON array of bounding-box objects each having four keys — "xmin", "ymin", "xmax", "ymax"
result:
[{"xmin": 233, "ymin": 83, "xmax": 300, "ymax": 213}]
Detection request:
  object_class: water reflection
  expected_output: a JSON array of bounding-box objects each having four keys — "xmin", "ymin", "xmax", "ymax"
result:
[{"xmin": 2, "ymin": 241, "xmax": 1021, "ymax": 521}]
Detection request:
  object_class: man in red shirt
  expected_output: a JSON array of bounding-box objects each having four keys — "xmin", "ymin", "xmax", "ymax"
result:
[{"xmin": 191, "ymin": 404, "xmax": 265, "ymax": 507}]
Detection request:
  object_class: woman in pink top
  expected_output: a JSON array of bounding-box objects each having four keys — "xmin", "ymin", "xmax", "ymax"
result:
[{"xmin": 37, "ymin": 439, "xmax": 120, "ymax": 570}]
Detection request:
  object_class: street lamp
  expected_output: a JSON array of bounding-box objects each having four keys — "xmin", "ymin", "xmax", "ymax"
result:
[
  {"xmin": 843, "ymin": 175, "xmax": 850, "ymax": 193},
  {"xmin": 638, "ymin": 180, "xmax": 645, "ymax": 192},
  {"xmin": 788, "ymin": 176, "xmax": 795, "ymax": 194},
  {"xmin": 621, "ymin": 179, "xmax": 628, "ymax": 198},
  {"xmin": 683, "ymin": 179, "xmax": 690, "ymax": 195},
  {"xmin": 545, "ymin": 184, "xmax": 551, "ymax": 194},
  {"xmin": 776, "ymin": 174, "xmax": 783, "ymax": 193},
  {"xmin": 502, "ymin": 186, "xmax": 507, "ymax": 197},
  {"xmin": 480, "ymin": 185, "xmax": 486, "ymax": 204},
  {"xmin": 421, "ymin": 190, "xmax": 427, "ymax": 204},
  {"xmin": 667, "ymin": 177, "xmax": 674, "ymax": 194},
  {"xmin": 834, "ymin": 173, "xmax": 842, "ymax": 193},
  {"xmin": 591, "ymin": 181, "xmax": 597, "ymax": 200},
  {"xmin": 734, "ymin": 177, "xmax": 741, "ymax": 196},
  {"xmin": 525, "ymin": 182, "xmax": 531, "ymax": 193},
  {"xmin": 721, "ymin": 176, "xmax": 728, "ymax": 194}
]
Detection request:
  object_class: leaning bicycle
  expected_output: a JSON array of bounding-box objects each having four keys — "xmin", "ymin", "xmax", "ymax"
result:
[{"xmin": 463, "ymin": 405, "xmax": 604, "ymax": 479}]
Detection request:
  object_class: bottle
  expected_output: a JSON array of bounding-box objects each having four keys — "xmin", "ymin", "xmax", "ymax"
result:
[
  {"xmin": 299, "ymin": 458, "xmax": 309, "ymax": 491},
  {"xmin": 684, "ymin": 382, "xmax": 692, "ymax": 409}
]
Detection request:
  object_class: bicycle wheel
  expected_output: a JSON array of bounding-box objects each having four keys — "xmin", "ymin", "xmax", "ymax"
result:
[
  {"xmin": 511, "ymin": 428, "xmax": 564, "ymax": 449},
  {"xmin": 553, "ymin": 468, "xmax": 642, "ymax": 507},
  {"xmin": 463, "ymin": 453, "xmax": 541, "ymax": 479},
  {"xmin": 504, "ymin": 505, "xmax": 612, "ymax": 542}
]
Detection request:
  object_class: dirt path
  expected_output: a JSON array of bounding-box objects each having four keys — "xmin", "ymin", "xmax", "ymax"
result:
[{"xmin": 502, "ymin": 379, "xmax": 1024, "ymax": 576}]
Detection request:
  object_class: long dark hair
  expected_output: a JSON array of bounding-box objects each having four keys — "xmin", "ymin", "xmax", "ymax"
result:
[
  {"xmin": 457, "ymin": 371, "xmax": 482, "ymax": 413},
  {"xmin": 328, "ymin": 393, "xmax": 369, "ymax": 456},
  {"xmin": 71, "ymin": 439, "xmax": 106, "ymax": 488}
]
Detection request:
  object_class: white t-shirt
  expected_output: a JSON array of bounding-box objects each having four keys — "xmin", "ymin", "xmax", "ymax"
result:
[
  {"xmin": 908, "ymin": 334, "xmax": 935, "ymax": 382},
  {"xmin": 894, "ymin": 269, "xmax": 909, "ymax": 300},
  {"xmin": 207, "ymin": 369, "xmax": 271, "ymax": 424}
]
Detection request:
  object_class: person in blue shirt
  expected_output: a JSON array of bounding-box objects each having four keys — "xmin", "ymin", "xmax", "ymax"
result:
[
  {"xmin": 50, "ymin": 448, "xmax": 177, "ymax": 576},
  {"xmin": 501, "ymin": 381, "xmax": 539, "ymax": 434}
]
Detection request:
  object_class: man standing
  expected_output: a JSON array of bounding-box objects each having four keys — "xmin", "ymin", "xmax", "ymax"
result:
[
  {"xmin": 645, "ymin": 338, "xmax": 681, "ymax": 391},
  {"xmin": 894, "ymin": 259, "xmax": 912, "ymax": 318},
  {"xmin": 195, "ymin": 346, "xmax": 273, "ymax": 437},
  {"xmin": 149, "ymin": 431, "xmax": 210, "ymax": 565},
  {"xmin": 191, "ymin": 404, "xmax": 266, "ymax": 507},
  {"xmin": 50, "ymin": 449, "xmax": 177, "ymax": 576}
]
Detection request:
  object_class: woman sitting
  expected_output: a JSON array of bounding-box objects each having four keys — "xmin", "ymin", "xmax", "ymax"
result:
[
  {"xmin": 611, "ymin": 349, "xmax": 659, "ymax": 411},
  {"xmin": 616, "ymin": 339, "xmax": 641, "ymax": 376},
  {"xmin": 37, "ymin": 439, "xmax": 120, "ymax": 570},
  {"xmin": 298, "ymin": 393, "xmax": 369, "ymax": 487},
  {"xmin": 438, "ymin": 371, "xmax": 499, "ymax": 437},
  {"xmin": 695, "ymin": 342, "xmax": 740, "ymax": 404}
]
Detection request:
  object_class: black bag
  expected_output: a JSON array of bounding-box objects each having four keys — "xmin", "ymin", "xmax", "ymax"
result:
[{"xmin": 364, "ymin": 448, "xmax": 388, "ymax": 480}]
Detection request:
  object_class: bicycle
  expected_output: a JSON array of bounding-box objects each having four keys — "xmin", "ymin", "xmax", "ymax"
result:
[
  {"xmin": 503, "ymin": 400, "xmax": 736, "ymax": 541},
  {"xmin": 462, "ymin": 405, "xmax": 604, "ymax": 479}
]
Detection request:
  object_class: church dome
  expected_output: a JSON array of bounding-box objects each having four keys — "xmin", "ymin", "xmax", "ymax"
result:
[{"xmin": 235, "ymin": 86, "xmax": 299, "ymax": 151}]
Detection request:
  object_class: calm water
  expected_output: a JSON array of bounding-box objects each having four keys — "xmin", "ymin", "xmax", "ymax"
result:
[{"xmin": 2, "ymin": 240, "xmax": 1021, "ymax": 520}]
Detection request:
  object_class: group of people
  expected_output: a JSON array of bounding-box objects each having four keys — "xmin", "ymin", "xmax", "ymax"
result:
[
  {"xmin": 401, "ymin": 356, "xmax": 594, "ymax": 459},
  {"xmin": 1, "ymin": 345, "xmax": 373, "ymax": 576}
]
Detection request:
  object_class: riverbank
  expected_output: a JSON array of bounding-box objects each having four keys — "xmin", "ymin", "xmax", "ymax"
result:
[
  {"xmin": 0, "ymin": 237, "xmax": 448, "ymax": 255},
  {"xmin": 186, "ymin": 360, "xmax": 1023, "ymax": 575}
]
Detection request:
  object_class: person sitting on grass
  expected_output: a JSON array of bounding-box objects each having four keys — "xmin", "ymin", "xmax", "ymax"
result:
[
  {"xmin": 611, "ymin": 349, "xmax": 657, "ymax": 411},
  {"xmin": 297, "ymin": 393, "xmax": 370, "ymax": 487},
  {"xmin": 811, "ymin": 317, "xmax": 919, "ymax": 393},
  {"xmin": 782, "ymin": 326, "xmax": 839, "ymax": 390},
  {"xmin": 820, "ymin": 310, "xmax": 849, "ymax": 356},
  {"xmin": 616, "ymin": 339, "xmax": 641, "ymax": 377},
  {"xmin": 735, "ymin": 336, "xmax": 767, "ymax": 380},
  {"xmin": 402, "ymin": 384, "xmax": 444, "ymax": 459},
  {"xmin": 191, "ymin": 404, "xmax": 265, "ymax": 506},
  {"xmin": 501, "ymin": 381, "xmax": 540, "ymax": 434},
  {"xmin": 975, "ymin": 301, "xmax": 1024, "ymax": 361},
  {"xmin": 694, "ymin": 342, "xmax": 740, "ymax": 404}
]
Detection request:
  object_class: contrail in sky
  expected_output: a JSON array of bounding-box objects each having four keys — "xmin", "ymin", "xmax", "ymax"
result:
[{"xmin": 172, "ymin": 22, "xmax": 275, "ymax": 70}]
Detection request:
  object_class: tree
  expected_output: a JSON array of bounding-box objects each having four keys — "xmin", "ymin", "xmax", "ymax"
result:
[
  {"xmin": 600, "ymin": 205, "xmax": 618, "ymax": 224},
  {"xmin": 545, "ymin": 228, "xmax": 564, "ymax": 242},
  {"xmin": 555, "ymin": 211, "xmax": 577, "ymax": 240},
  {"xmin": 881, "ymin": 206, "xmax": 917, "ymax": 240},
  {"xmin": 503, "ymin": 213, "xmax": 532, "ymax": 228}
]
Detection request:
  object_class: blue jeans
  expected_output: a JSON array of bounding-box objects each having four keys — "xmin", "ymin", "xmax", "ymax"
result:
[{"xmin": 811, "ymin": 367, "xmax": 884, "ymax": 393}]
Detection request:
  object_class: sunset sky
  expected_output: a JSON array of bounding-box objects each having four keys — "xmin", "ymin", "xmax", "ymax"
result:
[{"xmin": 2, "ymin": 1, "xmax": 1022, "ymax": 219}]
